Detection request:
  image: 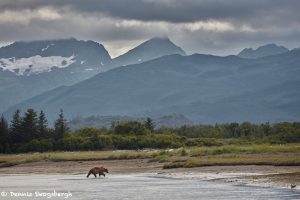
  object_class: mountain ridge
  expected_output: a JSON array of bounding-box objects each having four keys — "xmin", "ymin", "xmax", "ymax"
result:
[
  {"xmin": 0, "ymin": 38, "xmax": 113, "ymax": 112},
  {"xmin": 113, "ymin": 37, "xmax": 186, "ymax": 66},
  {"xmin": 0, "ymin": 38, "xmax": 112, "ymax": 75},
  {"xmin": 238, "ymin": 43, "xmax": 289, "ymax": 59},
  {"xmin": 0, "ymin": 37, "xmax": 189, "ymax": 112}
]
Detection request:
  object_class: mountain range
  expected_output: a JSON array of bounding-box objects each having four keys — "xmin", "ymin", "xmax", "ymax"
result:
[
  {"xmin": 0, "ymin": 37, "xmax": 184, "ymax": 112},
  {"xmin": 1, "ymin": 38, "xmax": 299, "ymax": 125}
]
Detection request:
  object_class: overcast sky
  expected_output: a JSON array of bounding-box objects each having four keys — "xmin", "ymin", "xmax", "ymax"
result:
[{"xmin": 0, "ymin": 0, "xmax": 299, "ymax": 57}]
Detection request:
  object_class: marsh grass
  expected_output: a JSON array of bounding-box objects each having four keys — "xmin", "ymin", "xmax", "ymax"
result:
[
  {"xmin": 189, "ymin": 144, "xmax": 300, "ymax": 157},
  {"xmin": 149, "ymin": 154, "xmax": 169, "ymax": 163},
  {"xmin": 0, "ymin": 144, "xmax": 299, "ymax": 169},
  {"xmin": 0, "ymin": 150, "xmax": 156, "ymax": 167},
  {"xmin": 163, "ymin": 144, "xmax": 300, "ymax": 169},
  {"xmin": 163, "ymin": 154, "xmax": 300, "ymax": 169}
]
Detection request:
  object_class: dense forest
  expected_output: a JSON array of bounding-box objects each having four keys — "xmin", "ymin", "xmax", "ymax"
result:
[{"xmin": 0, "ymin": 109, "xmax": 300, "ymax": 153}]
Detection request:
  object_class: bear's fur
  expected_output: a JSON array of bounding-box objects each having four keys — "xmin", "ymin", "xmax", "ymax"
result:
[{"xmin": 86, "ymin": 166, "xmax": 109, "ymax": 178}]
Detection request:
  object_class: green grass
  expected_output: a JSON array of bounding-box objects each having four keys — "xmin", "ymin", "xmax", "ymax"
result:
[{"xmin": 149, "ymin": 154, "xmax": 169, "ymax": 163}]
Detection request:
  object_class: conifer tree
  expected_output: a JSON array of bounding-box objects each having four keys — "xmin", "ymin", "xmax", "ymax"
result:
[
  {"xmin": 144, "ymin": 117, "xmax": 155, "ymax": 132},
  {"xmin": 10, "ymin": 109, "xmax": 22, "ymax": 143},
  {"xmin": 54, "ymin": 109, "xmax": 69, "ymax": 140},
  {"xmin": 37, "ymin": 110, "xmax": 48, "ymax": 138},
  {"xmin": 21, "ymin": 108, "xmax": 38, "ymax": 142},
  {"xmin": 0, "ymin": 115, "xmax": 10, "ymax": 153}
]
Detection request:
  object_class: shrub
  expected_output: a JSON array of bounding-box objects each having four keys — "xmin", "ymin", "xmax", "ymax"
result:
[
  {"xmin": 113, "ymin": 121, "xmax": 149, "ymax": 135},
  {"xmin": 17, "ymin": 139, "xmax": 53, "ymax": 153}
]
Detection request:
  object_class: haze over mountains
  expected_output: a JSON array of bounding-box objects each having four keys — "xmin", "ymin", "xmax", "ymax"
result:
[{"xmin": 1, "ymin": 37, "xmax": 299, "ymax": 125}]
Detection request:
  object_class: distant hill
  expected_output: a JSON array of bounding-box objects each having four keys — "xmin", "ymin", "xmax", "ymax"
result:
[
  {"xmin": 68, "ymin": 115, "xmax": 136, "ymax": 130},
  {"xmin": 238, "ymin": 44, "xmax": 289, "ymax": 58},
  {"xmin": 113, "ymin": 37, "xmax": 186, "ymax": 66},
  {"xmin": 6, "ymin": 49, "xmax": 300, "ymax": 123},
  {"xmin": 68, "ymin": 114, "xmax": 194, "ymax": 131},
  {"xmin": 154, "ymin": 114, "xmax": 194, "ymax": 128}
]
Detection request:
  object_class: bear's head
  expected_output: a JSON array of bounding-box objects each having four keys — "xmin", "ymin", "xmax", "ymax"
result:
[{"xmin": 104, "ymin": 167, "xmax": 108, "ymax": 173}]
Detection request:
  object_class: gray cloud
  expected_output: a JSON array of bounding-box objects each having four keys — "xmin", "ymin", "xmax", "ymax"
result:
[
  {"xmin": 0, "ymin": 0, "xmax": 299, "ymax": 57},
  {"xmin": 1, "ymin": 0, "xmax": 299, "ymax": 23}
]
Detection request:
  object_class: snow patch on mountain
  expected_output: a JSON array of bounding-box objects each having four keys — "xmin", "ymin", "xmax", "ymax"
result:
[
  {"xmin": 41, "ymin": 43, "xmax": 54, "ymax": 51},
  {"xmin": 0, "ymin": 55, "xmax": 76, "ymax": 75}
]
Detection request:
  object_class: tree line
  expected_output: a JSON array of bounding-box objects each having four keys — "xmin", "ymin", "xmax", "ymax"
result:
[
  {"xmin": 0, "ymin": 109, "xmax": 300, "ymax": 153},
  {"xmin": 0, "ymin": 109, "xmax": 68, "ymax": 153}
]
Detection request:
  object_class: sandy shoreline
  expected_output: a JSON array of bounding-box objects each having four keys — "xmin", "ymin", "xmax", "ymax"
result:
[{"xmin": 0, "ymin": 159, "xmax": 299, "ymax": 191}]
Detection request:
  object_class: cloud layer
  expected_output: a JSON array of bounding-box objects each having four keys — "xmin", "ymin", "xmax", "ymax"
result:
[{"xmin": 0, "ymin": 0, "xmax": 299, "ymax": 57}]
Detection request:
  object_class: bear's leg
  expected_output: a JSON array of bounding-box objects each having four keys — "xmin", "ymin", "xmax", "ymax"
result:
[
  {"xmin": 93, "ymin": 173, "xmax": 97, "ymax": 178},
  {"xmin": 99, "ymin": 172, "xmax": 105, "ymax": 177},
  {"xmin": 87, "ymin": 171, "xmax": 91, "ymax": 178}
]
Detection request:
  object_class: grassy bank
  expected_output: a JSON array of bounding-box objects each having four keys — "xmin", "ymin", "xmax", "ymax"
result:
[
  {"xmin": 0, "ymin": 150, "xmax": 156, "ymax": 168},
  {"xmin": 163, "ymin": 144, "xmax": 300, "ymax": 168},
  {"xmin": 163, "ymin": 154, "xmax": 300, "ymax": 169},
  {"xmin": 0, "ymin": 143, "xmax": 299, "ymax": 169}
]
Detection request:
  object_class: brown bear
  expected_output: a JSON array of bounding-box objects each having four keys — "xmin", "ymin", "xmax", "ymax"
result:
[{"xmin": 86, "ymin": 166, "xmax": 109, "ymax": 178}]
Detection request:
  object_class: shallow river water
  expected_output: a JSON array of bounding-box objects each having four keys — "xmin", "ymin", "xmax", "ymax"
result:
[{"xmin": 0, "ymin": 174, "xmax": 299, "ymax": 200}]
